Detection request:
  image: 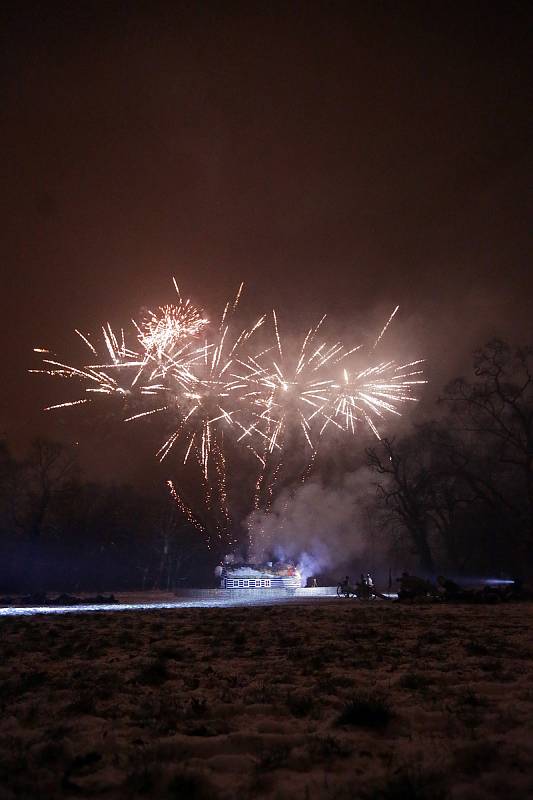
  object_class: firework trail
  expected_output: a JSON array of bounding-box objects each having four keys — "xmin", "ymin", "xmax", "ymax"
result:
[
  {"xmin": 373, "ymin": 304, "xmax": 399, "ymax": 349},
  {"xmin": 30, "ymin": 323, "xmax": 144, "ymax": 402}
]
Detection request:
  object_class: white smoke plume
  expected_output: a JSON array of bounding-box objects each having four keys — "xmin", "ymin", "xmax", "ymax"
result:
[{"xmin": 246, "ymin": 467, "xmax": 378, "ymax": 583}]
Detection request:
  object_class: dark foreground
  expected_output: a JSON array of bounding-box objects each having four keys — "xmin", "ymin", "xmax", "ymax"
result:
[{"xmin": 1, "ymin": 601, "xmax": 532, "ymax": 800}]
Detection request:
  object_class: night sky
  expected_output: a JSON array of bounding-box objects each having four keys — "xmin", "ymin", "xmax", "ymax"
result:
[{"xmin": 2, "ymin": 2, "xmax": 531, "ymax": 474}]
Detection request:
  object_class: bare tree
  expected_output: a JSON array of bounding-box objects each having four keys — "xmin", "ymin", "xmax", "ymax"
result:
[
  {"xmin": 22, "ymin": 439, "xmax": 80, "ymax": 542},
  {"xmin": 149, "ymin": 496, "xmax": 198, "ymax": 590},
  {"xmin": 367, "ymin": 435, "xmax": 435, "ymax": 574},
  {"xmin": 443, "ymin": 340, "xmax": 533, "ymax": 547}
]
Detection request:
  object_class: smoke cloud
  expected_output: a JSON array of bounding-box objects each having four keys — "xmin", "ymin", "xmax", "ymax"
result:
[{"xmin": 246, "ymin": 467, "xmax": 378, "ymax": 582}]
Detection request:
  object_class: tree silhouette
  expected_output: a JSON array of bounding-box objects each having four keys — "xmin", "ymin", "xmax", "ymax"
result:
[
  {"xmin": 367, "ymin": 434, "xmax": 435, "ymax": 574},
  {"xmin": 443, "ymin": 339, "xmax": 533, "ymax": 551}
]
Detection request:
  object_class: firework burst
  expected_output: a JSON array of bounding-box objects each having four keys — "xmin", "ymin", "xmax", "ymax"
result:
[
  {"xmin": 329, "ymin": 359, "xmax": 427, "ymax": 439},
  {"xmin": 238, "ymin": 311, "xmax": 362, "ymax": 453},
  {"xmin": 136, "ymin": 278, "xmax": 209, "ymax": 365},
  {"xmin": 31, "ymin": 280, "xmax": 427, "ymax": 554}
]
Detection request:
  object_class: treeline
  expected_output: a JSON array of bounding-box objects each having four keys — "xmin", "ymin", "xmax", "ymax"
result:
[
  {"xmin": 0, "ymin": 440, "xmax": 208, "ymax": 593},
  {"xmin": 367, "ymin": 340, "xmax": 533, "ymax": 578}
]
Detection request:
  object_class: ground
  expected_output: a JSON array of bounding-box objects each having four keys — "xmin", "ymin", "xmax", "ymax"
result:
[{"xmin": 1, "ymin": 600, "xmax": 532, "ymax": 800}]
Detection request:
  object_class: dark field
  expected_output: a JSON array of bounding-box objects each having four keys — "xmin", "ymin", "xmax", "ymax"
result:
[{"xmin": 1, "ymin": 601, "xmax": 532, "ymax": 799}]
